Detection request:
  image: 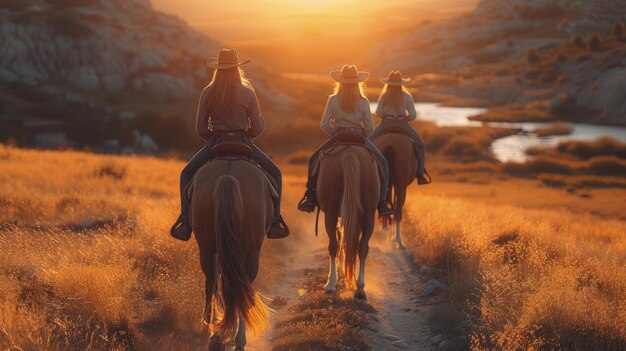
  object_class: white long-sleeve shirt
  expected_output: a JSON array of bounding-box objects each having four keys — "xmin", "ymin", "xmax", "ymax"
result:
[
  {"xmin": 320, "ymin": 95, "xmax": 374, "ymax": 136},
  {"xmin": 375, "ymin": 91, "xmax": 417, "ymax": 121}
]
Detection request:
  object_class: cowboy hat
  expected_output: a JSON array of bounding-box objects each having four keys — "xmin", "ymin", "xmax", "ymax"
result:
[
  {"xmin": 330, "ymin": 65, "xmax": 370, "ymax": 84},
  {"xmin": 206, "ymin": 48, "xmax": 251, "ymax": 69},
  {"xmin": 381, "ymin": 70, "xmax": 410, "ymax": 86}
]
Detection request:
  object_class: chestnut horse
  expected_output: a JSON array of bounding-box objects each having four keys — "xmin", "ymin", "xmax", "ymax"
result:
[
  {"xmin": 316, "ymin": 145, "xmax": 380, "ymax": 300},
  {"xmin": 373, "ymin": 132, "xmax": 418, "ymax": 249},
  {"xmin": 190, "ymin": 159, "xmax": 272, "ymax": 351}
]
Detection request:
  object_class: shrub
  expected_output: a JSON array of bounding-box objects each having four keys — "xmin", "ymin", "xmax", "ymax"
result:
[
  {"xmin": 612, "ymin": 20, "xmax": 625, "ymax": 40},
  {"xmin": 526, "ymin": 48, "xmax": 541, "ymax": 65},
  {"xmin": 441, "ymin": 135, "xmax": 490, "ymax": 160},
  {"xmin": 556, "ymin": 137, "xmax": 626, "ymax": 160},
  {"xmin": 532, "ymin": 123, "xmax": 573, "ymax": 137},
  {"xmin": 571, "ymin": 34, "xmax": 585, "ymax": 48},
  {"xmin": 587, "ymin": 32, "xmax": 602, "ymax": 51},
  {"xmin": 96, "ymin": 160, "xmax": 127, "ymax": 180},
  {"xmin": 585, "ymin": 156, "xmax": 626, "ymax": 176}
]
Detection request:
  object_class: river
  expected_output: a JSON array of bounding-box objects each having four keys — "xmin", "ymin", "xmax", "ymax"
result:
[{"xmin": 370, "ymin": 102, "xmax": 626, "ymax": 162}]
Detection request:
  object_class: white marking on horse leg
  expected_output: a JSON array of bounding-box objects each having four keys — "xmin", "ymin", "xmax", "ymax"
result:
[
  {"xmin": 324, "ymin": 255, "xmax": 338, "ymax": 292},
  {"xmin": 235, "ymin": 312, "xmax": 246, "ymax": 350},
  {"xmin": 394, "ymin": 220, "xmax": 405, "ymax": 249},
  {"xmin": 354, "ymin": 257, "xmax": 367, "ymax": 300},
  {"xmin": 357, "ymin": 257, "xmax": 366, "ymax": 289}
]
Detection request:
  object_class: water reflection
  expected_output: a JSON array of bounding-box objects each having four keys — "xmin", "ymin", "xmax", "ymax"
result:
[{"xmin": 370, "ymin": 102, "xmax": 626, "ymax": 162}]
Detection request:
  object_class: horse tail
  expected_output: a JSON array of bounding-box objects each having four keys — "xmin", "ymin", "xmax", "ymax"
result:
[
  {"xmin": 212, "ymin": 175, "xmax": 269, "ymax": 339},
  {"xmin": 380, "ymin": 145, "xmax": 395, "ymax": 228},
  {"xmin": 340, "ymin": 152, "xmax": 363, "ymax": 287}
]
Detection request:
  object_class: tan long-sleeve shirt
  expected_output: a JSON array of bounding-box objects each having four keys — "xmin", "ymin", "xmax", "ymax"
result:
[
  {"xmin": 375, "ymin": 91, "xmax": 417, "ymax": 120},
  {"xmin": 195, "ymin": 83, "xmax": 266, "ymax": 141},
  {"xmin": 320, "ymin": 95, "xmax": 374, "ymax": 136}
]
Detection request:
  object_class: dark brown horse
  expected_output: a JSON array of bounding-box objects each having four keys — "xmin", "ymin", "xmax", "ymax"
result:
[
  {"xmin": 373, "ymin": 132, "xmax": 418, "ymax": 249},
  {"xmin": 190, "ymin": 159, "xmax": 272, "ymax": 351},
  {"xmin": 316, "ymin": 145, "xmax": 379, "ymax": 299}
]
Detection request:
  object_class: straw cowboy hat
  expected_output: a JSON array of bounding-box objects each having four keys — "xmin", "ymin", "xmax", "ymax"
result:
[
  {"xmin": 381, "ymin": 70, "xmax": 410, "ymax": 86},
  {"xmin": 206, "ymin": 48, "xmax": 251, "ymax": 69},
  {"xmin": 330, "ymin": 65, "xmax": 370, "ymax": 84}
]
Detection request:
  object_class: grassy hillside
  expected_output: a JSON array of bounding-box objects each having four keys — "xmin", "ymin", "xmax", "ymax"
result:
[{"xmin": 0, "ymin": 145, "xmax": 624, "ymax": 350}]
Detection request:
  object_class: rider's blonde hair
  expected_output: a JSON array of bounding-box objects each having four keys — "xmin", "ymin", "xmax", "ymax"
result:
[
  {"xmin": 333, "ymin": 82, "xmax": 366, "ymax": 114},
  {"xmin": 205, "ymin": 67, "xmax": 251, "ymax": 113},
  {"xmin": 379, "ymin": 84, "xmax": 410, "ymax": 113}
]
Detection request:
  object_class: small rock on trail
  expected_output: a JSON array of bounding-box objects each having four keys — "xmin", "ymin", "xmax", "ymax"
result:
[{"xmin": 420, "ymin": 279, "xmax": 442, "ymax": 297}]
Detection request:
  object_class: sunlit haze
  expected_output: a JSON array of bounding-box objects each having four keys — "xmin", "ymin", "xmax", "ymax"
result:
[{"xmin": 152, "ymin": 0, "xmax": 478, "ymax": 71}]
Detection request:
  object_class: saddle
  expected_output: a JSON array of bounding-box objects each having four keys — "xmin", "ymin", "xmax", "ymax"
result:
[
  {"xmin": 381, "ymin": 125, "xmax": 407, "ymax": 135},
  {"xmin": 212, "ymin": 141, "xmax": 252, "ymax": 158},
  {"xmin": 334, "ymin": 132, "xmax": 366, "ymax": 144},
  {"xmin": 311, "ymin": 131, "xmax": 385, "ymax": 181},
  {"xmin": 184, "ymin": 133, "xmax": 278, "ymax": 204}
]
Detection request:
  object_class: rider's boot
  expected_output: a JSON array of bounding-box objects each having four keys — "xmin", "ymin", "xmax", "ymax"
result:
[
  {"xmin": 417, "ymin": 169, "xmax": 430, "ymax": 185},
  {"xmin": 268, "ymin": 215, "xmax": 290, "ymax": 239},
  {"xmin": 170, "ymin": 214, "xmax": 192, "ymax": 241},
  {"xmin": 297, "ymin": 189, "xmax": 317, "ymax": 213},
  {"xmin": 377, "ymin": 200, "xmax": 395, "ymax": 217}
]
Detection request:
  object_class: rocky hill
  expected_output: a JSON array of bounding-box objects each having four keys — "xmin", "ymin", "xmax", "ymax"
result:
[
  {"xmin": 367, "ymin": 0, "xmax": 626, "ymax": 123},
  {"xmin": 0, "ymin": 0, "xmax": 228, "ymax": 151},
  {"xmin": 0, "ymin": 0, "xmax": 219, "ymax": 99}
]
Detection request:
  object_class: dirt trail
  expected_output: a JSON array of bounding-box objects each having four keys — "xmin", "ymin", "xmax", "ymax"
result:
[
  {"xmin": 364, "ymin": 242, "xmax": 438, "ymax": 350},
  {"xmin": 244, "ymin": 217, "xmax": 438, "ymax": 351}
]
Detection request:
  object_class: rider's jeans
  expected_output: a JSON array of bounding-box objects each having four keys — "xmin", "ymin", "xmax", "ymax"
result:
[{"xmin": 180, "ymin": 139, "xmax": 282, "ymax": 223}]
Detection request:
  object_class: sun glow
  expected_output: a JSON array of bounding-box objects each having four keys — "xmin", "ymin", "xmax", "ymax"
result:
[{"xmin": 268, "ymin": 0, "xmax": 352, "ymax": 11}]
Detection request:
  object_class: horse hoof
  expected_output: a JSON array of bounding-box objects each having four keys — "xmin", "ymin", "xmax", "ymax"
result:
[
  {"xmin": 209, "ymin": 336, "xmax": 225, "ymax": 351},
  {"xmin": 324, "ymin": 286, "xmax": 336, "ymax": 294},
  {"xmin": 354, "ymin": 289, "xmax": 367, "ymax": 301},
  {"xmin": 208, "ymin": 343, "xmax": 225, "ymax": 351}
]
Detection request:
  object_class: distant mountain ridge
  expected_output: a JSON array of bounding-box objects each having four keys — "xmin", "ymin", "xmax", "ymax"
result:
[
  {"xmin": 368, "ymin": 0, "xmax": 622, "ymax": 72},
  {"xmin": 0, "ymin": 0, "xmax": 220, "ymax": 99},
  {"xmin": 367, "ymin": 0, "xmax": 626, "ymax": 123}
]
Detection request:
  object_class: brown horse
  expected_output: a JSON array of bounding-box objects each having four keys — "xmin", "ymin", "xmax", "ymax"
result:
[
  {"xmin": 373, "ymin": 132, "xmax": 419, "ymax": 249},
  {"xmin": 190, "ymin": 158, "xmax": 272, "ymax": 351},
  {"xmin": 316, "ymin": 145, "xmax": 379, "ymax": 299}
]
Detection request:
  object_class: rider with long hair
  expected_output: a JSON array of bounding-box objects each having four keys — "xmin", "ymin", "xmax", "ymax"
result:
[
  {"xmin": 170, "ymin": 48, "xmax": 289, "ymax": 240},
  {"xmin": 297, "ymin": 65, "xmax": 394, "ymax": 216},
  {"xmin": 370, "ymin": 70, "xmax": 428, "ymax": 184}
]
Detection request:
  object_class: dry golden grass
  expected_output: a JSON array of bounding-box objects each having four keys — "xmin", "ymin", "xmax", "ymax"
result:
[
  {"xmin": 269, "ymin": 267, "xmax": 373, "ymax": 351},
  {"xmin": 0, "ymin": 146, "xmax": 206, "ymax": 350},
  {"xmin": 2, "ymin": 144, "xmax": 625, "ymax": 350},
  {"xmin": 402, "ymin": 194, "xmax": 626, "ymax": 350}
]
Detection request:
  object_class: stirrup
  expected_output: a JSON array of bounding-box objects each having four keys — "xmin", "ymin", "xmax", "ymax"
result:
[
  {"xmin": 417, "ymin": 170, "xmax": 432, "ymax": 185},
  {"xmin": 297, "ymin": 191, "xmax": 317, "ymax": 213},
  {"xmin": 378, "ymin": 205, "xmax": 395, "ymax": 216},
  {"xmin": 170, "ymin": 214, "xmax": 192, "ymax": 241},
  {"xmin": 268, "ymin": 216, "xmax": 290, "ymax": 239}
]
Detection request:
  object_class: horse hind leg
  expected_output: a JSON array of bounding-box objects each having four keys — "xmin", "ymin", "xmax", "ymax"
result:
[
  {"xmin": 393, "ymin": 190, "xmax": 407, "ymax": 250},
  {"xmin": 201, "ymin": 254, "xmax": 217, "ymax": 325},
  {"xmin": 209, "ymin": 333, "xmax": 225, "ymax": 351},
  {"xmin": 234, "ymin": 311, "xmax": 247, "ymax": 351},
  {"xmin": 355, "ymin": 215, "xmax": 374, "ymax": 300},
  {"xmin": 324, "ymin": 215, "xmax": 339, "ymax": 293}
]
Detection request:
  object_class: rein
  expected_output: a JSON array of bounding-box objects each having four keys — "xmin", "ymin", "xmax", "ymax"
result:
[{"xmin": 315, "ymin": 206, "xmax": 321, "ymax": 237}]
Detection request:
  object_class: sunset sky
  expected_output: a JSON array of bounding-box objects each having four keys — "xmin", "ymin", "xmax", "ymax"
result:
[{"xmin": 152, "ymin": 0, "xmax": 477, "ymax": 71}]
